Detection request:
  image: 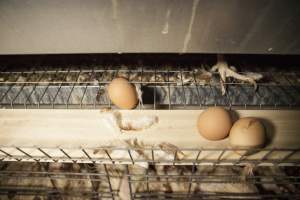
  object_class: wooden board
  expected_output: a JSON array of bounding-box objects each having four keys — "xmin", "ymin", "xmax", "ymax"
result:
[
  {"xmin": 0, "ymin": 109, "xmax": 299, "ymax": 148},
  {"xmin": 0, "ymin": 109, "xmax": 299, "ymax": 163}
]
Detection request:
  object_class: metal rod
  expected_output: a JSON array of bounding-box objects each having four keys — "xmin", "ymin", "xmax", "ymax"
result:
[
  {"xmin": 126, "ymin": 165, "xmax": 134, "ymax": 200},
  {"xmin": 167, "ymin": 69, "xmax": 171, "ymax": 110},
  {"xmin": 59, "ymin": 148, "xmax": 76, "ymax": 163},
  {"xmin": 187, "ymin": 163, "xmax": 196, "ymax": 197},
  {"xmin": 105, "ymin": 150, "xmax": 114, "ymax": 163},
  {"xmin": 179, "ymin": 69, "xmax": 186, "ymax": 107},
  {"xmin": 154, "ymin": 68, "xmax": 157, "ymax": 110},
  {"xmin": 66, "ymin": 71, "xmax": 82, "ymax": 108},
  {"xmin": 0, "ymin": 72, "xmax": 19, "ymax": 103},
  {"xmin": 51, "ymin": 69, "xmax": 71, "ymax": 108},
  {"xmin": 128, "ymin": 150, "xmax": 135, "ymax": 165},
  {"xmin": 278, "ymin": 149, "xmax": 299, "ymax": 164},
  {"xmin": 37, "ymin": 147, "xmax": 57, "ymax": 162},
  {"xmin": 37, "ymin": 70, "xmax": 59, "ymax": 108},
  {"xmin": 10, "ymin": 72, "xmax": 32, "ymax": 108},
  {"xmin": 104, "ymin": 164, "xmax": 115, "ymax": 200},
  {"xmin": 192, "ymin": 69, "xmax": 202, "ymax": 107},
  {"xmin": 24, "ymin": 71, "xmax": 46, "ymax": 108}
]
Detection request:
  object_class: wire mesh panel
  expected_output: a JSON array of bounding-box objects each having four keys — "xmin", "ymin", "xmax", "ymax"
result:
[
  {"xmin": 0, "ymin": 67, "xmax": 300, "ymax": 109},
  {"xmin": 0, "ymin": 55, "xmax": 300, "ymax": 199},
  {"xmin": 0, "ymin": 162, "xmax": 300, "ymax": 200},
  {"xmin": 0, "ymin": 146, "xmax": 299, "ymax": 166}
]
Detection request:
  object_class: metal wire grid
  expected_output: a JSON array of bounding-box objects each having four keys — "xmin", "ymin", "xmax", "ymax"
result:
[
  {"xmin": 0, "ymin": 68, "xmax": 299, "ymax": 109},
  {"xmin": 0, "ymin": 67, "xmax": 300, "ymax": 199},
  {"xmin": 0, "ymin": 162, "xmax": 300, "ymax": 200},
  {"xmin": 0, "ymin": 146, "xmax": 299, "ymax": 166}
]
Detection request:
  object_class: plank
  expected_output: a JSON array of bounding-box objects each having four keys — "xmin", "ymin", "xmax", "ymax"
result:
[{"xmin": 0, "ymin": 109, "xmax": 299, "ymax": 163}]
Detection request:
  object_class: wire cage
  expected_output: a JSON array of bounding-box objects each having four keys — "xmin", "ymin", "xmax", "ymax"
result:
[
  {"xmin": 0, "ymin": 54, "xmax": 300, "ymax": 199},
  {"xmin": 0, "ymin": 161, "xmax": 300, "ymax": 199},
  {"xmin": 0, "ymin": 55, "xmax": 300, "ymax": 110}
]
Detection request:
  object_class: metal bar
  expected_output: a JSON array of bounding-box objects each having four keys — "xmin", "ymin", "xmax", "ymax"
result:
[
  {"xmin": 10, "ymin": 72, "xmax": 33, "ymax": 108},
  {"xmin": 282, "ymin": 72, "xmax": 300, "ymax": 100},
  {"xmin": 66, "ymin": 71, "xmax": 82, "ymax": 108},
  {"xmin": 0, "ymin": 146, "xmax": 298, "ymax": 165},
  {"xmin": 15, "ymin": 147, "xmax": 37, "ymax": 159},
  {"xmin": 212, "ymin": 150, "xmax": 226, "ymax": 170},
  {"xmin": 24, "ymin": 71, "xmax": 46, "ymax": 108},
  {"xmin": 261, "ymin": 149, "xmax": 275, "ymax": 161},
  {"xmin": 94, "ymin": 86, "xmax": 101, "ymax": 109},
  {"xmin": 97, "ymin": 66, "xmax": 109, "ymax": 108},
  {"xmin": 3, "ymin": 170, "xmax": 299, "ymax": 184},
  {"xmin": 0, "ymin": 170, "xmax": 110, "ymax": 178},
  {"xmin": 179, "ymin": 69, "xmax": 186, "ymax": 107},
  {"xmin": 137, "ymin": 66, "xmax": 142, "ymax": 110},
  {"xmin": 233, "ymin": 150, "xmax": 249, "ymax": 166},
  {"xmin": 278, "ymin": 149, "xmax": 299, "ymax": 164},
  {"xmin": 37, "ymin": 147, "xmax": 57, "ymax": 162},
  {"xmin": 0, "ymin": 149, "xmax": 12, "ymax": 157},
  {"xmin": 37, "ymin": 70, "xmax": 58, "ymax": 107},
  {"xmin": 195, "ymin": 150, "xmax": 201, "ymax": 161},
  {"xmin": 126, "ymin": 165, "xmax": 134, "ymax": 200},
  {"xmin": 224, "ymin": 86, "xmax": 232, "ymax": 109},
  {"xmin": 91, "ymin": 68, "xmax": 99, "ymax": 109},
  {"xmin": 83, "ymin": 163, "xmax": 100, "ymax": 200},
  {"xmin": 104, "ymin": 164, "xmax": 115, "ymax": 200},
  {"xmin": 0, "ymin": 188, "xmax": 117, "ymax": 198},
  {"xmin": 208, "ymin": 84, "xmax": 217, "ymax": 107},
  {"xmin": 151, "ymin": 149, "xmax": 155, "ymax": 163},
  {"xmin": 238, "ymin": 84, "xmax": 250, "ymax": 108},
  {"xmin": 267, "ymin": 85, "xmax": 281, "ymax": 108},
  {"xmin": 80, "ymin": 84, "xmax": 89, "ymax": 108},
  {"xmin": 173, "ymin": 150, "xmax": 177, "ymax": 165},
  {"xmin": 269, "ymin": 73, "xmax": 295, "ymax": 107},
  {"xmin": 0, "ymin": 145, "xmax": 298, "ymax": 153},
  {"xmin": 0, "ymin": 72, "xmax": 18, "ymax": 103},
  {"xmin": 59, "ymin": 148, "xmax": 76, "ymax": 163},
  {"xmin": 167, "ymin": 70, "xmax": 171, "ymax": 109},
  {"xmin": 51, "ymin": 69, "xmax": 71, "ymax": 108},
  {"xmin": 82, "ymin": 149, "xmax": 93, "ymax": 161},
  {"xmin": 146, "ymin": 168, "xmax": 150, "ymax": 199},
  {"xmin": 187, "ymin": 163, "xmax": 196, "ymax": 198},
  {"xmin": 38, "ymin": 162, "xmax": 60, "ymax": 197},
  {"xmin": 128, "ymin": 150, "xmax": 135, "ymax": 165},
  {"xmin": 105, "ymin": 150, "xmax": 114, "ymax": 163},
  {"xmin": 253, "ymin": 85, "xmax": 263, "ymax": 109},
  {"xmin": 192, "ymin": 69, "xmax": 202, "ymax": 107},
  {"xmin": 154, "ymin": 68, "xmax": 157, "ymax": 110}
]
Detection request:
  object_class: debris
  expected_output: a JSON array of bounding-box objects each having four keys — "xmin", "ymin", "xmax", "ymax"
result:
[
  {"xmin": 158, "ymin": 142, "xmax": 185, "ymax": 160},
  {"xmin": 102, "ymin": 111, "xmax": 158, "ymax": 134},
  {"xmin": 211, "ymin": 55, "xmax": 263, "ymax": 95}
]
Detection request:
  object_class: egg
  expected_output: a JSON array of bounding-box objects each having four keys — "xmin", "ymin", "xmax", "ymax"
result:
[
  {"xmin": 107, "ymin": 77, "xmax": 138, "ymax": 109},
  {"xmin": 197, "ymin": 107, "xmax": 232, "ymax": 140},
  {"xmin": 229, "ymin": 117, "xmax": 266, "ymax": 149}
]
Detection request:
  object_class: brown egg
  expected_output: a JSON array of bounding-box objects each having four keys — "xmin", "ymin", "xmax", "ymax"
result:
[
  {"xmin": 197, "ymin": 107, "xmax": 232, "ymax": 140},
  {"xmin": 107, "ymin": 77, "xmax": 138, "ymax": 109},
  {"xmin": 229, "ymin": 117, "xmax": 266, "ymax": 149}
]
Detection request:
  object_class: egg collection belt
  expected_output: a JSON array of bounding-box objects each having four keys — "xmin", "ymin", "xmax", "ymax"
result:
[{"xmin": 0, "ymin": 67, "xmax": 299, "ymax": 109}]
